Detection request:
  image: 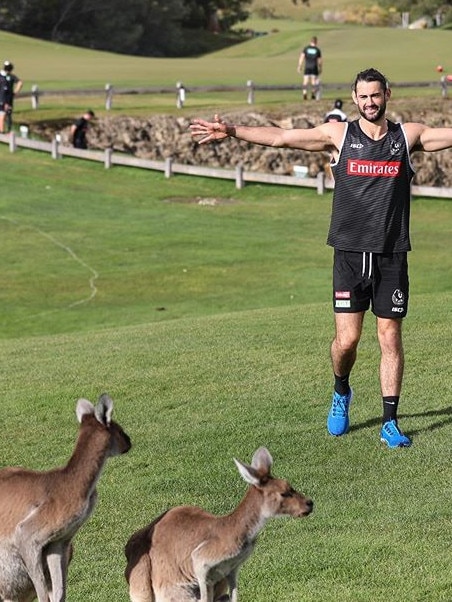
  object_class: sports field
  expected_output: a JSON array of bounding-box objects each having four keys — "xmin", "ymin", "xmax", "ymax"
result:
[
  {"xmin": 1, "ymin": 15, "xmax": 452, "ymax": 601},
  {"xmin": 0, "ymin": 141, "xmax": 451, "ymax": 600}
]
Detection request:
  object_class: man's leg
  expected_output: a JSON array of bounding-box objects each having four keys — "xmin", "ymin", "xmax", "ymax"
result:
[
  {"xmin": 302, "ymin": 75, "xmax": 308, "ymax": 100},
  {"xmin": 313, "ymin": 75, "xmax": 321, "ymax": 100},
  {"xmin": 327, "ymin": 312, "xmax": 364, "ymax": 436},
  {"xmin": 331, "ymin": 312, "xmax": 364, "ymax": 378},
  {"xmin": 377, "ymin": 317, "xmax": 404, "ymax": 399},
  {"xmin": 377, "ymin": 317, "xmax": 411, "ymax": 447},
  {"xmin": 5, "ymin": 107, "xmax": 12, "ymax": 133}
]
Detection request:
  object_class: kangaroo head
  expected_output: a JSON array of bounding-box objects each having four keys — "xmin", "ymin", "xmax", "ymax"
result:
[
  {"xmin": 76, "ymin": 393, "xmax": 131, "ymax": 456},
  {"xmin": 234, "ymin": 447, "xmax": 313, "ymax": 519}
]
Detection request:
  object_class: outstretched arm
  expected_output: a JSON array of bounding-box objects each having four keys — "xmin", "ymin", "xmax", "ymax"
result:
[
  {"xmin": 405, "ymin": 122, "xmax": 452, "ymax": 152},
  {"xmin": 190, "ymin": 114, "xmax": 342, "ymax": 153}
]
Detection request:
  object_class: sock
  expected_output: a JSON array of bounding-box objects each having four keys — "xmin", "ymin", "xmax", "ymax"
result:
[
  {"xmin": 334, "ymin": 373, "xmax": 350, "ymax": 396},
  {"xmin": 382, "ymin": 396, "xmax": 399, "ymax": 424}
]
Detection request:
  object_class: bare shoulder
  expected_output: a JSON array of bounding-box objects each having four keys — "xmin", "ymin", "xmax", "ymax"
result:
[
  {"xmin": 320, "ymin": 121, "xmax": 348, "ymax": 150},
  {"xmin": 285, "ymin": 121, "xmax": 346, "ymax": 152},
  {"xmin": 401, "ymin": 121, "xmax": 426, "ymax": 147}
]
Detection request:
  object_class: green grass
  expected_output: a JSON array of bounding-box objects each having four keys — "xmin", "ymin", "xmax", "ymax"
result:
[
  {"xmin": 2, "ymin": 21, "xmax": 449, "ymax": 92},
  {"xmin": 1, "ymin": 18, "xmax": 452, "ymax": 600},
  {"xmin": 1, "ymin": 16, "xmax": 448, "ymax": 124},
  {"xmin": 0, "ymin": 144, "xmax": 452, "ymax": 600},
  {"xmin": 1, "ymin": 302, "xmax": 452, "ymax": 601},
  {"xmin": 1, "ymin": 146, "xmax": 451, "ymax": 339}
]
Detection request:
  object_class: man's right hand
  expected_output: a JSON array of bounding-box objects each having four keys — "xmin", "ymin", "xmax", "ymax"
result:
[{"xmin": 190, "ymin": 114, "xmax": 231, "ymax": 144}]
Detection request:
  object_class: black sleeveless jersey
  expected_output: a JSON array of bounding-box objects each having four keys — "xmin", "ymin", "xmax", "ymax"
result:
[{"xmin": 327, "ymin": 119, "xmax": 415, "ymax": 253}]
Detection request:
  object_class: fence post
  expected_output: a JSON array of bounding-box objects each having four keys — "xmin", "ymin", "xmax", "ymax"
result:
[
  {"xmin": 441, "ymin": 75, "xmax": 448, "ymax": 98},
  {"xmin": 31, "ymin": 85, "xmax": 39, "ymax": 110},
  {"xmin": 165, "ymin": 157, "xmax": 173, "ymax": 178},
  {"xmin": 316, "ymin": 171, "xmax": 326, "ymax": 195},
  {"xmin": 104, "ymin": 147, "xmax": 113, "ymax": 169},
  {"xmin": 176, "ymin": 82, "xmax": 186, "ymax": 109},
  {"xmin": 51, "ymin": 135, "xmax": 60, "ymax": 159},
  {"xmin": 9, "ymin": 131, "xmax": 16, "ymax": 153},
  {"xmin": 19, "ymin": 125, "xmax": 29, "ymax": 138},
  {"xmin": 235, "ymin": 164, "xmax": 244, "ymax": 189},
  {"xmin": 105, "ymin": 84, "xmax": 113, "ymax": 110},
  {"xmin": 247, "ymin": 80, "xmax": 254, "ymax": 104}
]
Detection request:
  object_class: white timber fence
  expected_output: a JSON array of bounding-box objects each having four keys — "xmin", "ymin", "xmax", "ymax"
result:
[
  {"xmin": 21, "ymin": 78, "xmax": 451, "ymax": 110},
  {"xmin": 1, "ymin": 131, "xmax": 451, "ymax": 199}
]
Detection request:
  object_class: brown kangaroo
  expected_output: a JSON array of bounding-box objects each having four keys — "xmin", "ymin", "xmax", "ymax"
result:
[
  {"xmin": 125, "ymin": 446, "xmax": 313, "ymax": 602},
  {"xmin": 0, "ymin": 393, "xmax": 131, "ymax": 602}
]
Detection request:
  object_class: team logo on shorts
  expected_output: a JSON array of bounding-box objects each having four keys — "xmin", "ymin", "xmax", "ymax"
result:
[
  {"xmin": 335, "ymin": 291, "xmax": 350, "ymax": 299},
  {"xmin": 392, "ymin": 289, "xmax": 405, "ymax": 306},
  {"xmin": 335, "ymin": 290, "xmax": 351, "ymax": 308}
]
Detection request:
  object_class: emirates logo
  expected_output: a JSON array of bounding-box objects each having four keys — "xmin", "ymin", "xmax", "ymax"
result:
[{"xmin": 347, "ymin": 159, "xmax": 401, "ymax": 177}]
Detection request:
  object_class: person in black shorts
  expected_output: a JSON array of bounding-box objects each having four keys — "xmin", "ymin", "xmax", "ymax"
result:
[
  {"xmin": 0, "ymin": 60, "xmax": 23, "ymax": 133},
  {"xmin": 70, "ymin": 109, "xmax": 95, "ymax": 149},
  {"xmin": 190, "ymin": 67, "xmax": 452, "ymax": 448},
  {"xmin": 297, "ymin": 36, "xmax": 322, "ymax": 100}
]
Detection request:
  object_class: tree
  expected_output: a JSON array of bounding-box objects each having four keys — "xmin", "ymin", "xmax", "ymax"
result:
[
  {"xmin": 379, "ymin": 0, "xmax": 452, "ymax": 23},
  {"xmin": 0, "ymin": 0, "xmax": 252, "ymax": 56},
  {"xmin": 182, "ymin": 0, "xmax": 252, "ymax": 32}
]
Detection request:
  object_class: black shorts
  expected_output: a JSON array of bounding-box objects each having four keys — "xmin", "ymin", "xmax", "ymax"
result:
[
  {"xmin": 333, "ymin": 249, "xmax": 409, "ymax": 318},
  {"xmin": 304, "ymin": 68, "xmax": 319, "ymax": 76}
]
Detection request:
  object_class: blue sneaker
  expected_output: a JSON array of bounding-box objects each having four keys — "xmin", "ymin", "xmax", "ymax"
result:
[
  {"xmin": 327, "ymin": 389, "xmax": 353, "ymax": 436},
  {"xmin": 380, "ymin": 420, "xmax": 411, "ymax": 448}
]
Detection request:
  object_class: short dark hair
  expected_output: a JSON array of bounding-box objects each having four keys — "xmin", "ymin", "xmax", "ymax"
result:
[
  {"xmin": 353, "ymin": 68, "xmax": 388, "ymax": 92},
  {"xmin": 86, "ymin": 110, "xmax": 95, "ymax": 118}
]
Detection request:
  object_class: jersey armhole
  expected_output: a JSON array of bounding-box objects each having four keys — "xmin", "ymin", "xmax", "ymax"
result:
[
  {"xmin": 330, "ymin": 122, "xmax": 349, "ymax": 167},
  {"xmin": 400, "ymin": 123, "xmax": 416, "ymax": 175}
]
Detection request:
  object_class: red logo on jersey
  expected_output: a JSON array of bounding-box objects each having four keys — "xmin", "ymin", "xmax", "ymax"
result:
[{"xmin": 347, "ymin": 160, "xmax": 401, "ymax": 177}]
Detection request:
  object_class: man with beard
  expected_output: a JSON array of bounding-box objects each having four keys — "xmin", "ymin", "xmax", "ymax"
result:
[{"xmin": 190, "ymin": 67, "xmax": 452, "ymax": 448}]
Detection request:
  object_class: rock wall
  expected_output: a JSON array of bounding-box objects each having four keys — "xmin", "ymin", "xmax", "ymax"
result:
[{"xmin": 40, "ymin": 98, "xmax": 452, "ymax": 187}]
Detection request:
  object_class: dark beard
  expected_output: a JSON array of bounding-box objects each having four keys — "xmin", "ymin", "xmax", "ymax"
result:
[{"xmin": 358, "ymin": 101, "xmax": 386, "ymax": 122}]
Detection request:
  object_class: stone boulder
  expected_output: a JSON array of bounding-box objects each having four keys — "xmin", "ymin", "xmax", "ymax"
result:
[{"xmin": 35, "ymin": 98, "xmax": 452, "ymax": 188}]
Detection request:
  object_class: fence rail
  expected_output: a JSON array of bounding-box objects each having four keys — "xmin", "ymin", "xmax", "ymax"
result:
[
  {"xmin": 19, "ymin": 78, "xmax": 451, "ymax": 110},
  {"xmin": 1, "ymin": 131, "xmax": 451, "ymax": 199}
]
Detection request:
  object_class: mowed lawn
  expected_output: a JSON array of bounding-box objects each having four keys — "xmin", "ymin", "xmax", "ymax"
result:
[
  {"xmin": 0, "ymin": 17, "xmax": 447, "ymax": 125},
  {"xmin": 0, "ymin": 144, "xmax": 452, "ymax": 601},
  {"xmin": 1, "ymin": 21, "xmax": 449, "ymax": 92}
]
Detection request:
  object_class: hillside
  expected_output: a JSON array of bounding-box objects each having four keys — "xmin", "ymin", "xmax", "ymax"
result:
[{"xmin": 1, "ymin": 24, "xmax": 450, "ymax": 91}]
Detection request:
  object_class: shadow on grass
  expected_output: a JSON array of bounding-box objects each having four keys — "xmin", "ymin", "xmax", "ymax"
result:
[{"xmin": 349, "ymin": 405, "xmax": 452, "ymax": 438}]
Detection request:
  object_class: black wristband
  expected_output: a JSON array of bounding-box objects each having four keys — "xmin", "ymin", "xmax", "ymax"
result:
[{"xmin": 225, "ymin": 124, "xmax": 236, "ymax": 137}]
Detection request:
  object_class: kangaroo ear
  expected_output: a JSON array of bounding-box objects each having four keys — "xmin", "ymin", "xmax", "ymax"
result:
[
  {"xmin": 251, "ymin": 447, "xmax": 273, "ymax": 473},
  {"xmin": 76, "ymin": 398, "xmax": 95, "ymax": 423},
  {"xmin": 234, "ymin": 458, "xmax": 261, "ymax": 486},
  {"xmin": 95, "ymin": 393, "xmax": 114, "ymax": 425}
]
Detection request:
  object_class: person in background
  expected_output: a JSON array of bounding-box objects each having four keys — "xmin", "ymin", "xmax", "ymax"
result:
[
  {"xmin": 0, "ymin": 60, "xmax": 23, "ymax": 133},
  {"xmin": 189, "ymin": 67, "xmax": 452, "ymax": 448},
  {"xmin": 70, "ymin": 110, "xmax": 95, "ymax": 149},
  {"xmin": 324, "ymin": 99, "xmax": 348, "ymax": 123},
  {"xmin": 297, "ymin": 36, "xmax": 322, "ymax": 101}
]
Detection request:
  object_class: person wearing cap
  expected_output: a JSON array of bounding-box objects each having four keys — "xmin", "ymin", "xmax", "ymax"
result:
[
  {"xmin": 70, "ymin": 110, "xmax": 95, "ymax": 149},
  {"xmin": 0, "ymin": 61, "xmax": 23, "ymax": 133},
  {"xmin": 324, "ymin": 99, "xmax": 348, "ymax": 123}
]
